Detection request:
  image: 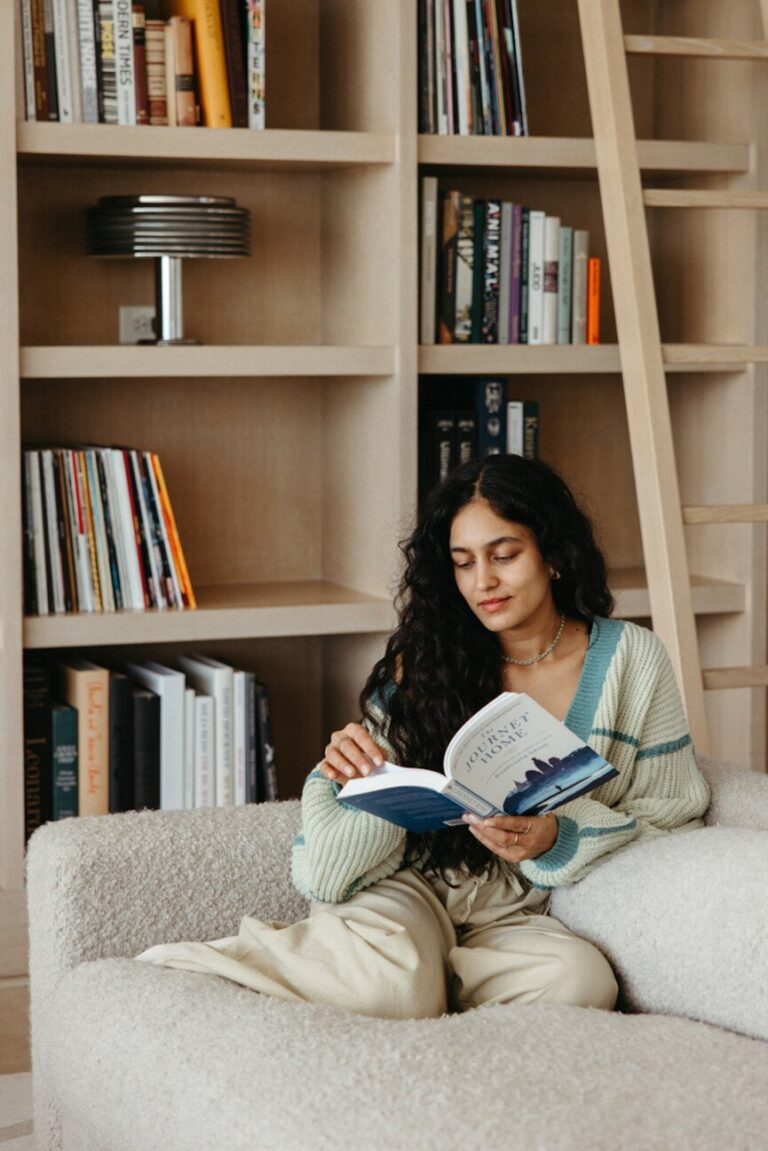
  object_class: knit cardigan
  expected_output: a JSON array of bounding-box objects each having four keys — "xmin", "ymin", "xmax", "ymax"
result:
[{"xmin": 291, "ymin": 618, "xmax": 711, "ymax": 903}]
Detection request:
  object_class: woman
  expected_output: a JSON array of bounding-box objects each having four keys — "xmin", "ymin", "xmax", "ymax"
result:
[{"xmin": 140, "ymin": 456, "xmax": 710, "ymax": 1018}]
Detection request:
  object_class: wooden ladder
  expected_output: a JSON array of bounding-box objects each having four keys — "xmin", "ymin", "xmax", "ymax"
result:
[{"xmin": 576, "ymin": 0, "xmax": 768, "ymax": 754}]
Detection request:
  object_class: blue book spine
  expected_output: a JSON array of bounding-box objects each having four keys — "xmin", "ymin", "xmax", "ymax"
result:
[
  {"xmin": 51, "ymin": 702, "xmax": 78, "ymax": 821},
  {"xmin": 475, "ymin": 378, "xmax": 508, "ymax": 457}
]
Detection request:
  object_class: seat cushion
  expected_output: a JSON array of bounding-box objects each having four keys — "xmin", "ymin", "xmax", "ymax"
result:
[{"xmin": 38, "ymin": 957, "xmax": 768, "ymax": 1151}]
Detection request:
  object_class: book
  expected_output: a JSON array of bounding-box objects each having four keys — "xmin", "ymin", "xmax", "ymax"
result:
[
  {"xmin": 220, "ymin": 0, "xmax": 248, "ymax": 127},
  {"xmin": 338, "ymin": 691, "xmax": 618, "ymax": 833},
  {"xmin": 420, "ymin": 175, "xmax": 439, "ymax": 345},
  {"xmin": 193, "ymin": 692, "xmax": 214, "ymax": 807},
  {"xmin": 454, "ymin": 193, "xmax": 475, "ymax": 342},
  {"xmin": 132, "ymin": 686, "xmax": 160, "ymax": 810},
  {"xmin": 112, "ymin": 0, "xmax": 137, "ymax": 125},
  {"xmin": 167, "ymin": 0, "xmax": 231, "ymax": 127},
  {"xmin": 144, "ymin": 18, "xmax": 167, "ymax": 124},
  {"xmin": 244, "ymin": 671, "xmax": 259, "ymax": 803},
  {"xmin": 245, "ymin": 0, "xmax": 266, "ymax": 129},
  {"xmin": 556, "ymin": 225, "xmax": 573, "ymax": 345},
  {"xmin": 109, "ymin": 670, "xmax": 134, "ymax": 812},
  {"xmin": 475, "ymin": 377, "xmax": 507, "ymax": 456},
  {"xmin": 96, "ymin": 0, "xmax": 118, "ymax": 124},
  {"xmin": 233, "ymin": 669, "xmax": 247, "ymax": 806},
  {"xmin": 184, "ymin": 686, "xmax": 195, "ymax": 809},
  {"xmin": 481, "ymin": 199, "xmax": 501, "ymax": 342},
  {"xmin": 58, "ymin": 658, "xmax": 110, "ymax": 817},
  {"xmin": 438, "ymin": 189, "xmax": 460, "ymax": 343},
  {"xmin": 542, "ymin": 215, "xmax": 560, "ymax": 345},
  {"xmin": 497, "ymin": 201, "xmax": 513, "ymax": 344},
  {"xmin": 507, "ymin": 399, "xmax": 538, "ymax": 459},
  {"xmin": 125, "ymin": 660, "xmax": 185, "ymax": 810},
  {"xmin": 253, "ymin": 678, "xmax": 278, "ymax": 801},
  {"xmin": 571, "ymin": 229, "xmax": 589, "ymax": 345},
  {"xmin": 76, "ymin": 0, "xmax": 99, "ymax": 122},
  {"xmin": 51, "ymin": 701, "xmax": 78, "ymax": 821},
  {"xmin": 132, "ymin": 3, "xmax": 149, "ymax": 125},
  {"xmin": 177, "ymin": 653, "xmax": 234, "ymax": 805},
  {"xmin": 23, "ymin": 661, "xmax": 52, "ymax": 841},
  {"xmin": 587, "ymin": 256, "xmax": 601, "ymax": 345},
  {"xmin": 166, "ymin": 15, "xmax": 197, "ymax": 127},
  {"xmin": 527, "ymin": 209, "xmax": 546, "ymax": 345}
]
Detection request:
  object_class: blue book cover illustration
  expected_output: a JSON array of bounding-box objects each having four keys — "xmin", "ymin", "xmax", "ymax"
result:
[{"xmin": 338, "ymin": 692, "xmax": 617, "ymax": 833}]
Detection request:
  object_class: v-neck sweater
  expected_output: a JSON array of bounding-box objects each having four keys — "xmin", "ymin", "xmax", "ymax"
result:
[{"xmin": 291, "ymin": 619, "xmax": 711, "ymax": 903}]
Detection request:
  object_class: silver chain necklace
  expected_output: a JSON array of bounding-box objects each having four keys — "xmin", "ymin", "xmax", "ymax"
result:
[{"xmin": 500, "ymin": 612, "xmax": 567, "ymax": 667}]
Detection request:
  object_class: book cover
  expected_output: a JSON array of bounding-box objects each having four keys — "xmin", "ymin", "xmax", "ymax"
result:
[
  {"xmin": 40, "ymin": 450, "xmax": 65, "ymax": 614},
  {"xmin": 132, "ymin": 3, "xmax": 149, "ymax": 125},
  {"xmin": 587, "ymin": 256, "xmax": 601, "ymax": 345},
  {"xmin": 112, "ymin": 0, "xmax": 137, "ymax": 124},
  {"xmin": 142, "ymin": 450, "xmax": 183, "ymax": 609},
  {"xmin": 557, "ymin": 225, "xmax": 573, "ymax": 345},
  {"xmin": 438, "ymin": 189, "xmax": 460, "ymax": 343},
  {"xmin": 132, "ymin": 686, "xmax": 160, "ymax": 811},
  {"xmin": 126, "ymin": 660, "xmax": 185, "ymax": 811},
  {"xmin": 497, "ymin": 201, "xmax": 513, "ymax": 344},
  {"xmin": 53, "ymin": 449, "xmax": 76, "ymax": 611},
  {"xmin": 245, "ymin": 0, "xmax": 265, "ymax": 130},
  {"xmin": 220, "ymin": 0, "xmax": 248, "ymax": 128},
  {"xmin": 338, "ymin": 692, "xmax": 617, "ymax": 832},
  {"xmin": 451, "ymin": 0, "xmax": 471, "ymax": 135},
  {"xmin": 51, "ymin": 701, "xmax": 78, "ymax": 821},
  {"xmin": 167, "ymin": 0, "xmax": 232, "ymax": 127},
  {"xmin": 103, "ymin": 448, "xmax": 140, "ymax": 609},
  {"xmin": 50, "ymin": 0, "xmax": 74, "ymax": 121},
  {"xmin": 109, "ymin": 670, "xmax": 134, "ymax": 813},
  {"xmin": 58, "ymin": 658, "xmax": 109, "ymax": 817},
  {"xmin": 518, "ymin": 205, "xmax": 530, "ymax": 343},
  {"xmin": 145, "ymin": 18, "xmax": 167, "ymax": 124},
  {"xmin": 542, "ymin": 215, "xmax": 560, "ymax": 345},
  {"xmin": 482, "ymin": 199, "xmax": 501, "ymax": 343},
  {"xmin": 176, "ymin": 654, "xmax": 234, "ymax": 806},
  {"xmin": 454, "ymin": 193, "xmax": 475, "ymax": 343},
  {"xmin": 470, "ymin": 197, "xmax": 486, "ymax": 342},
  {"xmin": 23, "ymin": 661, "xmax": 52, "ymax": 841},
  {"xmin": 253, "ymin": 679, "xmax": 277, "ymax": 802},
  {"xmin": 167, "ymin": 15, "xmax": 197, "ymax": 127},
  {"xmin": 419, "ymin": 175, "xmax": 439, "ymax": 345},
  {"xmin": 76, "ymin": 0, "xmax": 99, "ymax": 121},
  {"xmin": 571, "ymin": 229, "xmax": 589, "ymax": 345},
  {"xmin": 129, "ymin": 449, "xmax": 165, "ymax": 608},
  {"xmin": 122, "ymin": 449, "xmax": 151, "ymax": 608},
  {"xmin": 96, "ymin": 0, "xmax": 118, "ymax": 124},
  {"xmin": 150, "ymin": 452, "xmax": 196, "ymax": 608},
  {"xmin": 94, "ymin": 449, "xmax": 123, "ymax": 611},
  {"xmin": 527, "ymin": 209, "xmax": 546, "ymax": 345},
  {"xmin": 475, "ymin": 377, "xmax": 507, "ymax": 456}
]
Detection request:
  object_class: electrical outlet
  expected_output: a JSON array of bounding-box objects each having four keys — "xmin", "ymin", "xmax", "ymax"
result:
[{"xmin": 119, "ymin": 306, "xmax": 156, "ymax": 345}]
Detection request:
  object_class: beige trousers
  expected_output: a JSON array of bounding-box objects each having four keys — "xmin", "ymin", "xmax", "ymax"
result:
[{"xmin": 139, "ymin": 864, "xmax": 617, "ymax": 1019}]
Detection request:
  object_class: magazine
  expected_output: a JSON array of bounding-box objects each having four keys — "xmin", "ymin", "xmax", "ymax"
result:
[{"xmin": 337, "ymin": 692, "xmax": 617, "ymax": 833}]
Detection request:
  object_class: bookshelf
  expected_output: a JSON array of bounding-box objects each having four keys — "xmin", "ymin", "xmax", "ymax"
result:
[{"xmin": 1, "ymin": 0, "xmax": 766, "ymax": 1069}]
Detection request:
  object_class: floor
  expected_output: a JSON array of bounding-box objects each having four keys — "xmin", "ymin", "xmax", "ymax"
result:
[{"xmin": 0, "ymin": 1074, "xmax": 34, "ymax": 1148}]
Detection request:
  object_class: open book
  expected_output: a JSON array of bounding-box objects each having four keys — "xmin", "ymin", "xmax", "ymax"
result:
[{"xmin": 337, "ymin": 692, "xmax": 617, "ymax": 833}]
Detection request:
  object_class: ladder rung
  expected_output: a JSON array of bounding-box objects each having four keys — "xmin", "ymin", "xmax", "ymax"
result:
[
  {"xmin": 625, "ymin": 34, "xmax": 768, "ymax": 60},
  {"xmin": 662, "ymin": 344, "xmax": 768, "ymax": 368},
  {"xmin": 683, "ymin": 505, "xmax": 768, "ymax": 524},
  {"xmin": 644, "ymin": 189, "xmax": 768, "ymax": 209},
  {"xmin": 703, "ymin": 666, "xmax": 768, "ymax": 690}
]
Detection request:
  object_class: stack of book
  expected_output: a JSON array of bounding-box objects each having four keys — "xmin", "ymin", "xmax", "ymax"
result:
[
  {"xmin": 23, "ymin": 653, "xmax": 278, "ymax": 842},
  {"xmin": 18, "ymin": 0, "xmax": 266, "ymax": 128},
  {"xmin": 421, "ymin": 180, "xmax": 601, "ymax": 346},
  {"xmin": 419, "ymin": 377, "xmax": 539, "ymax": 503},
  {"xmin": 418, "ymin": 0, "xmax": 527, "ymax": 136},
  {"xmin": 21, "ymin": 445, "xmax": 195, "ymax": 616}
]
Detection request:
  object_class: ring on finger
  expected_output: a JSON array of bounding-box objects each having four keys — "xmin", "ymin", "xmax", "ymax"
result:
[
  {"xmin": 513, "ymin": 832, "xmax": 520, "ymax": 847},
  {"xmin": 523, "ymin": 820, "xmax": 532, "ymax": 834}
]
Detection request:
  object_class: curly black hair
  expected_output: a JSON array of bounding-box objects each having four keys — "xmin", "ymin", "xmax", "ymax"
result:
[{"xmin": 360, "ymin": 454, "xmax": 614, "ymax": 879}]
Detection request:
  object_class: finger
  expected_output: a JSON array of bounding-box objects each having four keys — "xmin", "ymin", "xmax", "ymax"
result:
[
  {"xmin": 323, "ymin": 744, "xmax": 364, "ymax": 778},
  {"xmin": 320, "ymin": 760, "xmax": 347, "ymax": 783},
  {"xmin": 467, "ymin": 825, "xmax": 528, "ymax": 862},
  {"xmin": 463, "ymin": 814, "xmax": 534, "ymax": 834},
  {"xmin": 339, "ymin": 724, "xmax": 386, "ymax": 767}
]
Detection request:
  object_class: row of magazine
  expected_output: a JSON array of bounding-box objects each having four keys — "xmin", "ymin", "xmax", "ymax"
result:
[
  {"xmin": 421, "ymin": 179, "xmax": 601, "ymax": 346},
  {"xmin": 22, "ymin": 445, "xmax": 196, "ymax": 617},
  {"xmin": 418, "ymin": 0, "xmax": 528, "ymax": 136},
  {"xmin": 23, "ymin": 653, "xmax": 278, "ymax": 842},
  {"xmin": 19, "ymin": 0, "xmax": 266, "ymax": 129}
]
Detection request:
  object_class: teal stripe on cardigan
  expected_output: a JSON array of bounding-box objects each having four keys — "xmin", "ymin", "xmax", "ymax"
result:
[
  {"xmin": 528, "ymin": 816, "xmax": 580, "ymax": 871},
  {"xmin": 592, "ymin": 728, "xmax": 639, "ymax": 748},
  {"xmin": 566, "ymin": 618, "xmax": 625, "ymax": 743},
  {"xmin": 580, "ymin": 820, "xmax": 636, "ymax": 839},
  {"xmin": 636, "ymin": 735, "xmax": 692, "ymax": 761}
]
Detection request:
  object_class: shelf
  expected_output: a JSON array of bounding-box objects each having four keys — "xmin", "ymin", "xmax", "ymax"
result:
[
  {"xmin": 419, "ymin": 344, "xmax": 755, "ymax": 375},
  {"xmin": 418, "ymin": 136, "xmax": 749, "ymax": 176},
  {"xmin": 22, "ymin": 581, "xmax": 397, "ymax": 649},
  {"xmin": 610, "ymin": 570, "xmax": 744, "ymax": 619},
  {"xmin": 16, "ymin": 124, "xmax": 396, "ymax": 172},
  {"xmin": 21, "ymin": 345, "xmax": 396, "ymax": 379}
]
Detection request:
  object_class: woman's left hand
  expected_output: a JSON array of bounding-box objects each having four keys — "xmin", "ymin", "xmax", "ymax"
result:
[{"xmin": 462, "ymin": 812, "xmax": 558, "ymax": 862}]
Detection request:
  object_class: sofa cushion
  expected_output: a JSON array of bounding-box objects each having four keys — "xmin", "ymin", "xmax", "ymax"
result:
[{"xmin": 41, "ymin": 956, "xmax": 768, "ymax": 1151}]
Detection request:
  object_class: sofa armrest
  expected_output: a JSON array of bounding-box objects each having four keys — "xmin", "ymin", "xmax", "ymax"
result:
[
  {"xmin": 697, "ymin": 756, "xmax": 768, "ymax": 831},
  {"xmin": 27, "ymin": 801, "xmax": 307, "ymax": 1010},
  {"xmin": 551, "ymin": 826, "xmax": 768, "ymax": 1042}
]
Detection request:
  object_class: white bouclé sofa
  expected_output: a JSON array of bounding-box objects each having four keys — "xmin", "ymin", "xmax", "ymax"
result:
[{"xmin": 27, "ymin": 757, "xmax": 768, "ymax": 1151}]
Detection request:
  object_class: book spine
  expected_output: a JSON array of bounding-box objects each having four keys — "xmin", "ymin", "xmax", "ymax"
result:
[
  {"xmin": 451, "ymin": 0, "xmax": 471, "ymax": 135},
  {"xmin": 60, "ymin": 663, "xmax": 109, "ymax": 817},
  {"xmin": 150, "ymin": 452, "xmax": 196, "ymax": 608},
  {"xmin": 254, "ymin": 680, "xmax": 278, "ymax": 802},
  {"xmin": 508, "ymin": 202, "xmax": 522, "ymax": 343},
  {"xmin": 23, "ymin": 662, "xmax": 52, "ymax": 842},
  {"xmin": 470, "ymin": 197, "xmax": 485, "ymax": 342},
  {"xmin": 497, "ymin": 201, "xmax": 512, "ymax": 344},
  {"xmin": 21, "ymin": 0, "xmax": 37, "ymax": 119},
  {"xmin": 129, "ymin": 449, "xmax": 165, "ymax": 608},
  {"xmin": 434, "ymin": 0, "xmax": 447, "ymax": 133},
  {"xmin": 94, "ymin": 450, "xmax": 123, "ymax": 610},
  {"xmin": 109, "ymin": 671, "xmax": 133, "ymax": 812},
  {"xmin": 438, "ymin": 189, "xmax": 460, "ymax": 344},
  {"xmin": 21, "ymin": 453, "xmax": 38, "ymax": 615},
  {"xmin": 455, "ymin": 410, "xmax": 476, "ymax": 466},
  {"xmin": 557, "ymin": 225, "xmax": 573, "ymax": 345},
  {"xmin": 245, "ymin": 0, "xmax": 265, "ymax": 129},
  {"xmin": 418, "ymin": 0, "xmax": 428, "ymax": 133},
  {"xmin": 523, "ymin": 399, "xmax": 540, "ymax": 459},
  {"xmin": 53, "ymin": 449, "xmax": 76, "ymax": 611},
  {"xmin": 85, "ymin": 449, "xmax": 115, "ymax": 612},
  {"xmin": 419, "ymin": 175, "xmax": 438, "ymax": 345},
  {"xmin": 163, "ymin": 19, "xmax": 176, "ymax": 125},
  {"xmin": 112, "ymin": 0, "xmax": 136, "ymax": 124},
  {"xmin": 482, "ymin": 199, "xmax": 501, "ymax": 343},
  {"xmin": 184, "ymin": 687, "xmax": 195, "ymax": 809},
  {"xmin": 181, "ymin": 0, "xmax": 232, "ymax": 127},
  {"xmin": 122, "ymin": 449, "xmax": 150, "ymax": 608},
  {"xmin": 50, "ymin": 0, "xmax": 74, "ymax": 121},
  {"xmin": 454, "ymin": 193, "xmax": 475, "ymax": 343},
  {"xmin": 144, "ymin": 18, "xmax": 167, "ymax": 124},
  {"xmin": 220, "ymin": 0, "xmax": 248, "ymax": 128},
  {"xmin": 40, "ymin": 450, "xmax": 66, "ymax": 613},
  {"xmin": 77, "ymin": 0, "xmax": 99, "ymax": 121},
  {"xmin": 509, "ymin": 0, "xmax": 527, "ymax": 134},
  {"xmin": 217, "ymin": 673, "xmax": 234, "ymax": 806},
  {"xmin": 43, "ymin": 0, "xmax": 59, "ymax": 119},
  {"xmin": 103, "ymin": 448, "xmax": 136, "ymax": 608},
  {"xmin": 132, "ymin": 688, "xmax": 160, "ymax": 811},
  {"xmin": 194, "ymin": 693, "xmax": 214, "ymax": 807},
  {"xmin": 475, "ymin": 377, "xmax": 507, "ymax": 456},
  {"xmin": 527, "ymin": 208, "xmax": 545, "ymax": 345},
  {"xmin": 65, "ymin": 0, "xmax": 83, "ymax": 121},
  {"xmin": 427, "ymin": 410, "xmax": 456, "ymax": 496},
  {"xmin": 506, "ymin": 398, "xmax": 523, "ymax": 457},
  {"xmin": 143, "ymin": 451, "xmax": 183, "ymax": 608},
  {"xmin": 518, "ymin": 205, "xmax": 529, "ymax": 343},
  {"xmin": 132, "ymin": 3, "xmax": 149, "ymax": 124},
  {"xmin": 28, "ymin": 450, "xmax": 50, "ymax": 615},
  {"xmin": 168, "ymin": 16, "xmax": 196, "ymax": 127},
  {"xmin": 51, "ymin": 703, "xmax": 78, "ymax": 820},
  {"xmin": 96, "ymin": 0, "xmax": 117, "ymax": 123},
  {"xmin": 587, "ymin": 256, "xmax": 601, "ymax": 345},
  {"xmin": 64, "ymin": 449, "xmax": 94, "ymax": 611},
  {"xmin": 442, "ymin": 0, "xmax": 455, "ymax": 134},
  {"xmin": 542, "ymin": 214, "xmax": 560, "ymax": 346},
  {"xmin": 244, "ymin": 672, "xmax": 258, "ymax": 803},
  {"xmin": 571, "ymin": 229, "xmax": 589, "ymax": 345},
  {"xmin": 30, "ymin": 0, "xmax": 51, "ymax": 119},
  {"xmin": 464, "ymin": 0, "xmax": 480, "ymax": 133},
  {"xmin": 233, "ymin": 670, "xmax": 246, "ymax": 805},
  {"xmin": 495, "ymin": 0, "xmax": 516, "ymax": 134},
  {"xmin": 76, "ymin": 450, "xmax": 103, "ymax": 611}
]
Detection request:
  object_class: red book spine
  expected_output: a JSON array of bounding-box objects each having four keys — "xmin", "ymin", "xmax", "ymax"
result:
[
  {"xmin": 587, "ymin": 257, "xmax": 601, "ymax": 346},
  {"xmin": 132, "ymin": 4, "xmax": 150, "ymax": 124}
]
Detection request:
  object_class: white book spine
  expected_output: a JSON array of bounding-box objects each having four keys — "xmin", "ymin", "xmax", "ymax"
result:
[
  {"xmin": 109, "ymin": 450, "xmax": 144, "ymax": 609},
  {"xmin": 194, "ymin": 694, "xmax": 215, "ymax": 808},
  {"xmin": 498, "ymin": 202, "xmax": 513, "ymax": 345},
  {"xmin": 51, "ymin": 0, "xmax": 74, "ymax": 121},
  {"xmin": 184, "ymin": 687, "xmax": 195, "ymax": 809},
  {"xmin": 27, "ymin": 452, "xmax": 50, "ymax": 615},
  {"xmin": 527, "ymin": 210, "xmax": 546, "ymax": 345},
  {"xmin": 451, "ymin": 0, "xmax": 470, "ymax": 135},
  {"xmin": 99, "ymin": 450, "xmax": 129, "ymax": 609},
  {"xmin": 127, "ymin": 662, "xmax": 186, "ymax": 811},
  {"xmin": 542, "ymin": 215, "xmax": 560, "ymax": 346},
  {"xmin": 557, "ymin": 226, "xmax": 573, "ymax": 345},
  {"xmin": 65, "ymin": 0, "xmax": 82, "ymax": 121},
  {"xmin": 177, "ymin": 657, "xmax": 234, "ymax": 807},
  {"xmin": 434, "ymin": 0, "xmax": 447, "ymax": 134},
  {"xmin": 419, "ymin": 176, "xmax": 438, "ymax": 345},
  {"xmin": 506, "ymin": 400, "xmax": 524, "ymax": 457},
  {"xmin": 76, "ymin": 0, "xmax": 99, "ymax": 122},
  {"xmin": 40, "ymin": 450, "xmax": 66, "ymax": 613},
  {"xmin": 84, "ymin": 451, "xmax": 114, "ymax": 612},
  {"xmin": 233, "ymin": 670, "xmax": 247, "ymax": 806},
  {"xmin": 21, "ymin": 0, "xmax": 36, "ymax": 119},
  {"xmin": 112, "ymin": 0, "xmax": 136, "ymax": 125},
  {"xmin": 572, "ymin": 229, "xmax": 589, "ymax": 345},
  {"xmin": 246, "ymin": 0, "xmax": 265, "ymax": 130}
]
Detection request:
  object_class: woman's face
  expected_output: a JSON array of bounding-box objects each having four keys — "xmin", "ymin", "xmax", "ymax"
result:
[{"xmin": 448, "ymin": 498, "xmax": 557, "ymax": 636}]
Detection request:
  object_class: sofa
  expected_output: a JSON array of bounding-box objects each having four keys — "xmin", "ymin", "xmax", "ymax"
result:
[{"xmin": 27, "ymin": 756, "xmax": 768, "ymax": 1151}]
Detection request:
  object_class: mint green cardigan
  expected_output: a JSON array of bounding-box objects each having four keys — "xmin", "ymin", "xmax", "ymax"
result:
[{"xmin": 291, "ymin": 619, "xmax": 711, "ymax": 903}]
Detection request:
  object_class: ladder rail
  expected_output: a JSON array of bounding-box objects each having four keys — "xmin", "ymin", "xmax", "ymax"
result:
[{"xmin": 576, "ymin": 0, "xmax": 710, "ymax": 751}]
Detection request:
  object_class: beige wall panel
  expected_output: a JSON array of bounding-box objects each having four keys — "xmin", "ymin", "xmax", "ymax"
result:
[
  {"xmin": 265, "ymin": 0, "xmax": 319, "ymax": 130},
  {"xmin": 320, "ymin": 0, "xmax": 400, "ymax": 134},
  {"xmin": 322, "ymin": 633, "xmax": 389, "ymax": 734},
  {"xmin": 18, "ymin": 166, "xmax": 323, "ymax": 347},
  {"xmin": 21, "ymin": 377, "xmax": 325, "ymax": 587},
  {"xmin": 0, "ymin": 980, "xmax": 30, "ymax": 1075}
]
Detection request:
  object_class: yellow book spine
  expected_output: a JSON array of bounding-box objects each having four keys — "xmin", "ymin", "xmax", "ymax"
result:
[{"xmin": 169, "ymin": 0, "xmax": 232, "ymax": 127}]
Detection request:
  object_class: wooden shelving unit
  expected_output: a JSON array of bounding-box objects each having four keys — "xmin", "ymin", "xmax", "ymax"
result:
[{"xmin": 1, "ymin": 0, "xmax": 766, "ymax": 1069}]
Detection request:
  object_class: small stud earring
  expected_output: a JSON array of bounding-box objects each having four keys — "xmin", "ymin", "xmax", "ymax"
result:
[{"xmin": 550, "ymin": 569, "xmax": 561, "ymax": 581}]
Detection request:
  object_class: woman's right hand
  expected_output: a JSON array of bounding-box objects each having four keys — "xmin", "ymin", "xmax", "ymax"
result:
[{"xmin": 321, "ymin": 723, "xmax": 387, "ymax": 783}]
